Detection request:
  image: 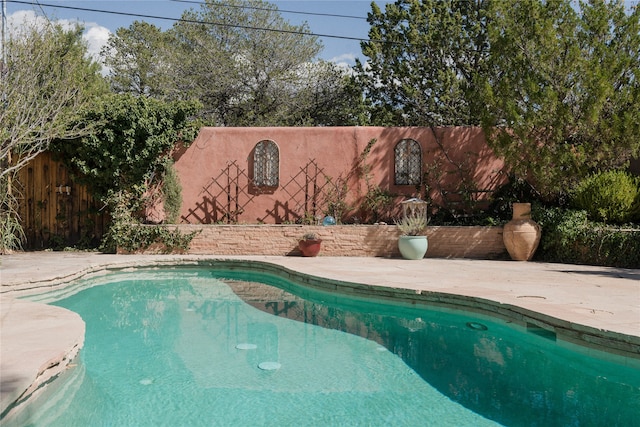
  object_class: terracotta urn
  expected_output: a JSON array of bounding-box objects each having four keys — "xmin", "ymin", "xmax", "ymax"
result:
[
  {"xmin": 299, "ymin": 239, "xmax": 322, "ymax": 257},
  {"xmin": 503, "ymin": 203, "xmax": 541, "ymax": 261}
]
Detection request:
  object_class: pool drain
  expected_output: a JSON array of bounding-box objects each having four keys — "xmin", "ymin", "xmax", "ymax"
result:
[
  {"xmin": 258, "ymin": 361, "xmax": 281, "ymax": 371},
  {"xmin": 236, "ymin": 343, "xmax": 258, "ymax": 350},
  {"xmin": 466, "ymin": 322, "xmax": 488, "ymax": 331}
]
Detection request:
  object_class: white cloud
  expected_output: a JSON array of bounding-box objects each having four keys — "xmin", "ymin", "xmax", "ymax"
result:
[
  {"xmin": 83, "ymin": 23, "xmax": 111, "ymax": 62},
  {"xmin": 7, "ymin": 10, "xmax": 111, "ymax": 66},
  {"xmin": 328, "ymin": 53, "xmax": 358, "ymax": 69},
  {"xmin": 7, "ymin": 10, "xmax": 49, "ymax": 35}
]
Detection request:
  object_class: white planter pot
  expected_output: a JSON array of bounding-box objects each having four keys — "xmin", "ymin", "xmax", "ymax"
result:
[{"xmin": 398, "ymin": 235, "xmax": 428, "ymax": 260}]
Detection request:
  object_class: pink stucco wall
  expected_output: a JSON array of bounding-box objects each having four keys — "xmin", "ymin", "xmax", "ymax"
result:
[{"xmin": 173, "ymin": 126, "xmax": 507, "ymax": 224}]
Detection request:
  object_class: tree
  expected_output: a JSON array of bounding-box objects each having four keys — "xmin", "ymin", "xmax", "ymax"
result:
[
  {"xmin": 299, "ymin": 62, "xmax": 369, "ymax": 126},
  {"xmin": 0, "ymin": 20, "xmax": 106, "ymax": 252},
  {"xmin": 1, "ymin": 21, "xmax": 106, "ymax": 180},
  {"xmin": 255, "ymin": 60, "xmax": 368, "ymax": 126},
  {"xmin": 480, "ymin": 0, "xmax": 640, "ymax": 198},
  {"xmin": 357, "ymin": 0, "xmax": 639, "ymax": 200},
  {"xmin": 102, "ymin": 21, "xmax": 172, "ymax": 97},
  {"xmin": 103, "ymin": 0, "xmax": 362, "ymax": 126},
  {"xmin": 355, "ymin": 0, "xmax": 492, "ymax": 214},
  {"xmin": 355, "ymin": 0, "xmax": 490, "ymax": 126},
  {"xmin": 52, "ymin": 94, "xmax": 201, "ymax": 206},
  {"xmin": 169, "ymin": 0, "xmax": 324, "ymax": 125}
]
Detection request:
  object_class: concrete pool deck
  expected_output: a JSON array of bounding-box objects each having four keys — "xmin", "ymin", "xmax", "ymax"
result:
[{"xmin": 1, "ymin": 252, "xmax": 639, "ymax": 419}]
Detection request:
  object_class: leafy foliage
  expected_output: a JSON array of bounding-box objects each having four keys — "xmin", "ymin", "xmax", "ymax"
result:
[
  {"xmin": 486, "ymin": 176, "xmax": 544, "ymax": 222},
  {"xmin": 1, "ymin": 20, "xmax": 106, "ymax": 251},
  {"xmin": 276, "ymin": 62, "xmax": 368, "ymax": 126},
  {"xmin": 396, "ymin": 209, "xmax": 428, "ymax": 236},
  {"xmin": 51, "ymin": 93, "xmax": 199, "ymax": 250},
  {"xmin": 100, "ymin": 191, "xmax": 197, "ymax": 254},
  {"xmin": 481, "ymin": 0, "xmax": 640, "ymax": 198},
  {"xmin": 162, "ymin": 160, "xmax": 183, "ymax": 224},
  {"xmin": 571, "ymin": 170, "xmax": 640, "ymax": 224},
  {"xmin": 535, "ymin": 207, "xmax": 640, "ymax": 268},
  {"xmin": 1, "ymin": 22, "xmax": 107, "ymax": 179},
  {"xmin": 0, "ymin": 212, "xmax": 24, "ymax": 254},
  {"xmin": 52, "ymin": 93, "xmax": 200, "ymax": 204},
  {"xmin": 357, "ymin": 0, "xmax": 639, "ymax": 200},
  {"xmin": 356, "ymin": 0, "xmax": 489, "ymax": 126},
  {"xmin": 103, "ymin": 1, "xmax": 363, "ymax": 126},
  {"xmin": 0, "ymin": 178, "xmax": 25, "ymax": 254},
  {"xmin": 361, "ymin": 186, "xmax": 397, "ymax": 224},
  {"xmin": 171, "ymin": 0, "xmax": 321, "ymax": 124},
  {"xmin": 102, "ymin": 21, "xmax": 172, "ymax": 97},
  {"xmin": 323, "ymin": 176, "xmax": 350, "ymax": 224}
]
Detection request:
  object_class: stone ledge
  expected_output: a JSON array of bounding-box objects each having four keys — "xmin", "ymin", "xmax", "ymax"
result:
[
  {"xmin": 0, "ymin": 299, "xmax": 85, "ymax": 421},
  {"xmin": 144, "ymin": 224, "xmax": 508, "ymax": 258}
]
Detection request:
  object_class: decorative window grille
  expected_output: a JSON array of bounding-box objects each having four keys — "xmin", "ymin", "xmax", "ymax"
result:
[
  {"xmin": 394, "ymin": 139, "xmax": 422, "ymax": 185},
  {"xmin": 253, "ymin": 140, "xmax": 279, "ymax": 187}
]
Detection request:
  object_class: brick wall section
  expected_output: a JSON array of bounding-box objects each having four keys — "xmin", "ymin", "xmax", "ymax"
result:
[{"xmin": 167, "ymin": 225, "xmax": 506, "ymax": 259}]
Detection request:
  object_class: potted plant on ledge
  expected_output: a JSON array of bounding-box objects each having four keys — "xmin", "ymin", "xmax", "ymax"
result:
[
  {"xmin": 396, "ymin": 199, "xmax": 429, "ymax": 260},
  {"xmin": 299, "ymin": 233, "xmax": 322, "ymax": 257}
]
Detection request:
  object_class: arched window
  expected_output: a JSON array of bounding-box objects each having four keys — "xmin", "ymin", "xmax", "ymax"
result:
[
  {"xmin": 253, "ymin": 140, "xmax": 279, "ymax": 187},
  {"xmin": 394, "ymin": 139, "xmax": 422, "ymax": 185}
]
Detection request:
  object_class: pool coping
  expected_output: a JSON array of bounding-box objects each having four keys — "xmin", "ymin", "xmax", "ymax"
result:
[{"xmin": 1, "ymin": 253, "xmax": 639, "ymax": 420}]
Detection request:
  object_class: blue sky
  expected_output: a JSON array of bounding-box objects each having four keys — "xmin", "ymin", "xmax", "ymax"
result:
[{"xmin": 6, "ymin": 0, "xmax": 393, "ymax": 66}]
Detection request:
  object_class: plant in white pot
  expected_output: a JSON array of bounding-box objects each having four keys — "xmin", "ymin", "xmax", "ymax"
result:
[{"xmin": 396, "ymin": 199, "xmax": 429, "ymax": 260}]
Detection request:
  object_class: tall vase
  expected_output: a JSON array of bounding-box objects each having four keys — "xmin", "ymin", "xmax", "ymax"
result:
[{"xmin": 503, "ymin": 203, "xmax": 541, "ymax": 261}]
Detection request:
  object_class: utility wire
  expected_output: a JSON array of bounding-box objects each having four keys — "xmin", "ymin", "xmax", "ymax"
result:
[
  {"xmin": 34, "ymin": 0, "xmax": 55, "ymax": 28},
  {"xmin": 7, "ymin": 0, "xmax": 378, "ymax": 43},
  {"xmin": 170, "ymin": 0, "xmax": 368, "ymax": 21},
  {"xmin": 1, "ymin": 0, "xmax": 6, "ymax": 64}
]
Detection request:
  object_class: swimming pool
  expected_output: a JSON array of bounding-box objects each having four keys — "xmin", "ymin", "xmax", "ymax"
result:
[{"xmin": 8, "ymin": 266, "xmax": 640, "ymax": 426}]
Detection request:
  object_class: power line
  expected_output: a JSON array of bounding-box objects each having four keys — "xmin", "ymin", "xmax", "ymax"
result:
[
  {"xmin": 1, "ymin": 0, "xmax": 6, "ymax": 64},
  {"xmin": 170, "ymin": 0, "xmax": 368, "ymax": 21},
  {"xmin": 1, "ymin": 0, "xmax": 6, "ymax": 102},
  {"xmin": 34, "ymin": 0, "xmax": 55, "ymax": 28},
  {"xmin": 7, "ymin": 0, "xmax": 374, "ymax": 43}
]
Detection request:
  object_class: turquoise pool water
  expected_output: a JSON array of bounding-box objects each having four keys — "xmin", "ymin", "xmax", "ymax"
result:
[{"xmin": 12, "ymin": 267, "xmax": 640, "ymax": 426}]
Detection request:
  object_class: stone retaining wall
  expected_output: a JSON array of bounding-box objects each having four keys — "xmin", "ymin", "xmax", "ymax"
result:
[{"xmin": 162, "ymin": 225, "xmax": 506, "ymax": 259}]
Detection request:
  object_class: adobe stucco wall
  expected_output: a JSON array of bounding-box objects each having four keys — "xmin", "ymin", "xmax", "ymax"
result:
[
  {"xmin": 173, "ymin": 126, "xmax": 507, "ymax": 225},
  {"xmin": 169, "ymin": 224, "xmax": 507, "ymax": 259}
]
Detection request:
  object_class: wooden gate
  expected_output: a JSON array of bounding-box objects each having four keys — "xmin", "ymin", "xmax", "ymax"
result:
[{"xmin": 16, "ymin": 152, "xmax": 108, "ymax": 249}]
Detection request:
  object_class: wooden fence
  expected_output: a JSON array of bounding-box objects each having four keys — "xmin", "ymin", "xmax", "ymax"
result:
[{"xmin": 16, "ymin": 152, "xmax": 108, "ymax": 249}]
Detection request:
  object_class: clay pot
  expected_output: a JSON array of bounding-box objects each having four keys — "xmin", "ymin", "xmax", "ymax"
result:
[
  {"xmin": 299, "ymin": 239, "xmax": 322, "ymax": 257},
  {"xmin": 503, "ymin": 203, "xmax": 541, "ymax": 261}
]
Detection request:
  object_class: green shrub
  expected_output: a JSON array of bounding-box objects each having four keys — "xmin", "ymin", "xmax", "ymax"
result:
[
  {"xmin": 535, "ymin": 206, "xmax": 640, "ymax": 268},
  {"xmin": 487, "ymin": 175, "xmax": 542, "ymax": 222},
  {"xmin": 100, "ymin": 190, "xmax": 197, "ymax": 253},
  {"xmin": 571, "ymin": 170, "xmax": 640, "ymax": 224},
  {"xmin": 162, "ymin": 160, "xmax": 182, "ymax": 224},
  {"xmin": 361, "ymin": 185, "xmax": 396, "ymax": 223},
  {"xmin": 0, "ymin": 209, "xmax": 24, "ymax": 253},
  {"xmin": 0, "ymin": 176, "xmax": 25, "ymax": 254},
  {"xmin": 102, "ymin": 222, "xmax": 197, "ymax": 254},
  {"xmin": 395, "ymin": 211, "xmax": 428, "ymax": 236}
]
